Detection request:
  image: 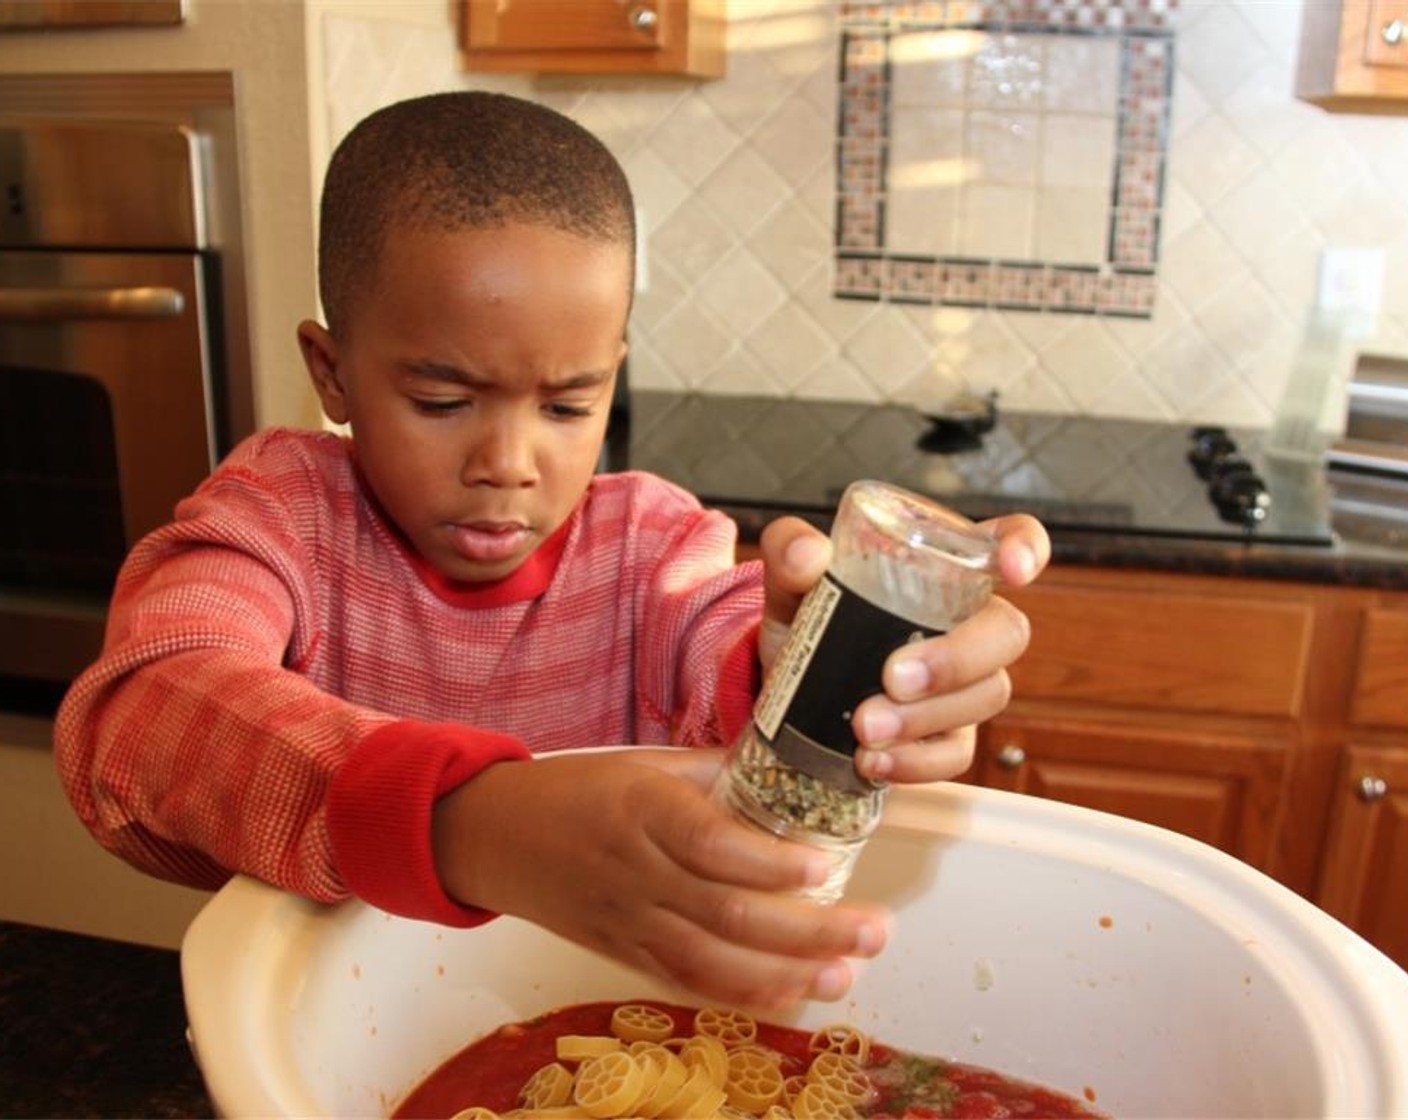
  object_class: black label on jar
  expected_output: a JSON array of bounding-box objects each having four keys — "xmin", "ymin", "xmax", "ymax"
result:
[{"xmin": 753, "ymin": 572, "xmax": 938, "ymax": 794}]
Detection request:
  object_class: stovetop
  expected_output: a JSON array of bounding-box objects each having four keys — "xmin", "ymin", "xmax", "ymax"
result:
[{"xmin": 611, "ymin": 392, "xmax": 1337, "ymax": 549}]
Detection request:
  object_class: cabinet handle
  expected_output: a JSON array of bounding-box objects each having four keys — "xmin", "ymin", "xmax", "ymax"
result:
[
  {"xmin": 628, "ymin": 4, "xmax": 658, "ymax": 31},
  {"xmin": 996, "ymin": 744, "xmax": 1026, "ymax": 770},
  {"xmin": 1357, "ymin": 774, "xmax": 1389, "ymax": 803},
  {"xmin": 1383, "ymin": 19, "xmax": 1405, "ymax": 45}
]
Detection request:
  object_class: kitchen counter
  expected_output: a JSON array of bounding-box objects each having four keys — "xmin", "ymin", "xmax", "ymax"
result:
[
  {"xmin": 609, "ymin": 391, "xmax": 1408, "ymax": 589},
  {"xmin": 0, "ymin": 919, "xmax": 212, "ymax": 1118}
]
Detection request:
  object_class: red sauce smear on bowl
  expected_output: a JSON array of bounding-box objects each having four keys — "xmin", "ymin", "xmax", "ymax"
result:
[{"xmin": 392, "ymin": 999, "xmax": 1106, "ymax": 1119}]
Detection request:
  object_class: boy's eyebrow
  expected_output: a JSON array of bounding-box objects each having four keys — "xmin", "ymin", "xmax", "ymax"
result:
[{"xmin": 399, "ymin": 359, "xmax": 614, "ymax": 390}]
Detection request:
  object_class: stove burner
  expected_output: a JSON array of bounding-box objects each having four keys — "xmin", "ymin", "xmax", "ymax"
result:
[{"xmin": 1188, "ymin": 426, "xmax": 1272, "ymax": 527}]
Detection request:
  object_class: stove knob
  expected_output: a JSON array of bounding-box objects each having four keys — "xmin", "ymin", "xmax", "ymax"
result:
[
  {"xmin": 1189, "ymin": 432, "xmax": 1238, "ymax": 478},
  {"xmin": 1212, "ymin": 472, "xmax": 1272, "ymax": 525}
]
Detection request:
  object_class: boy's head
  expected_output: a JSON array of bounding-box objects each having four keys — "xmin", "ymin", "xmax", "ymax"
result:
[
  {"xmin": 317, "ymin": 90, "xmax": 636, "ymax": 338},
  {"xmin": 298, "ymin": 92, "xmax": 636, "ymax": 585}
]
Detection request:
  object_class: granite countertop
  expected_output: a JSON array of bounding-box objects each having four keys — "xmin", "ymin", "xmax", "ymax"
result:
[
  {"xmin": 610, "ymin": 391, "xmax": 1408, "ymax": 589},
  {"xmin": 0, "ymin": 920, "xmax": 212, "ymax": 1118}
]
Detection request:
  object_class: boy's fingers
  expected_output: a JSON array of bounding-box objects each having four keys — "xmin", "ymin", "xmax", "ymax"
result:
[
  {"xmin": 979, "ymin": 512, "xmax": 1050, "ymax": 586},
  {"xmin": 759, "ymin": 516, "xmax": 831, "ymax": 626},
  {"xmin": 881, "ymin": 596, "xmax": 1030, "ymax": 701},
  {"xmin": 632, "ymin": 910, "xmax": 859, "ymax": 1010}
]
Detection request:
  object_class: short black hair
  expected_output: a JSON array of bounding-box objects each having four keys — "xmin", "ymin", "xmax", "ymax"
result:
[{"xmin": 317, "ymin": 91, "xmax": 635, "ymax": 335}]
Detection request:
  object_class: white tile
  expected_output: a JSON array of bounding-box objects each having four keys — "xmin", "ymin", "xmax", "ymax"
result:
[
  {"xmin": 695, "ymin": 248, "xmax": 789, "ymax": 338},
  {"xmin": 1160, "ymin": 219, "xmax": 1247, "ymax": 313},
  {"xmin": 794, "ymin": 354, "xmax": 884, "ymax": 402},
  {"xmin": 958, "ymin": 183, "xmax": 1035, "ymax": 259},
  {"xmin": 1312, "ymin": 183, "xmax": 1408, "ymax": 251},
  {"xmin": 1042, "ymin": 35, "xmax": 1120, "ymax": 115},
  {"xmin": 889, "ymin": 184, "xmax": 962, "ymax": 257},
  {"xmin": 697, "ymin": 143, "xmax": 793, "ymax": 238},
  {"xmin": 651, "ymin": 197, "xmax": 737, "ymax": 279},
  {"xmin": 647, "ymin": 96, "xmax": 740, "ymax": 188},
  {"xmin": 1221, "ymin": 56, "xmax": 1317, "ymax": 160},
  {"xmin": 1141, "ymin": 328, "xmax": 1235, "ymax": 415},
  {"xmin": 625, "ymin": 333, "xmax": 687, "ymax": 391},
  {"xmin": 1039, "ymin": 113, "xmax": 1118, "ymax": 191},
  {"xmin": 1193, "ymin": 273, "xmax": 1291, "ymax": 367},
  {"xmin": 749, "ymin": 95, "xmax": 833, "ymax": 189},
  {"xmin": 891, "ymin": 31, "xmax": 972, "ymax": 109},
  {"xmin": 1034, "ymin": 187, "xmax": 1109, "ymax": 265},
  {"xmin": 968, "ymin": 32, "xmax": 1047, "ymax": 111},
  {"xmin": 1083, "ymin": 370, "xmax": 1177, "ymax": 422},
  {"xmin": 749, "ymin": 201, "xmax": 832, "ymax": 295},
  {"xmin": 1036, "ymin": 320, "xmax": 1132, "ymax": 411},
  {"xmin": 1183, "ymin": 374, "xmax": 1275, "ymax": 427},
  {"xmin": 1267, "ymin": 119, "xmax": 1370, "ymax": 218},
  {"xmin": 842, "ymin": 311, "xmax": 934, "ymax": 397},
  {"xmin": 745, "ymin": 301, "xmax": 836, "ymax": 390},
  {"xmin": 794, "ymin": 261, "xmax": 879, "ymax": 348},
  {"xmin": 1169, "ymin": 112, "xmax": 1262, "ymax": 210},
  {"xmin": 622, "ymin": 147, "xmax": 692, "ymax": 232},
  {"xmin": 649, "ymin": 299, "xmax": 736, "ymax": 388},
  {"xmin": 1178, "ymin": 2, "xmax": 1268, "ymax": 106},
  {"xmin": 1207, "ymin": 165, "xmax": 1308, "ymax": 264},
  {"xmin": 930, "ymin": 310, "xmax": 1037, "ymax": 394},
  {"xmin": 696, "ymin": 342, "xmax": 790, "ymax": 396},
  {"xmin": 968, "ymin": 110, "xmax": 1040, "ymax": 184}
]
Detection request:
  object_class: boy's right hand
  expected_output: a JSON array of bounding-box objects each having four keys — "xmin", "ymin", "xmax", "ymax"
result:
[{"xmin": 430, "ymin": 748, "xmax": 888, "ymax": 1011}]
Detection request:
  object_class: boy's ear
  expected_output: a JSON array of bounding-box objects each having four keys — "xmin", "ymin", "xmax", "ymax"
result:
[{"xmin": 297, "ymin": 320, "xmax": 350, "ymax": 426}]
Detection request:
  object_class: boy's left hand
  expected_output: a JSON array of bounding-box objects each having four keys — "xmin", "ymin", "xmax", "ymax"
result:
[{"xmin": 757, "ymin": 512, "xmax": 1049, "ymax": 786}]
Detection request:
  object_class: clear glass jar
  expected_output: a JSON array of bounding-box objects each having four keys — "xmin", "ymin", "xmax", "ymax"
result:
[{"xmin": 714, "ymin": 480, "xmax": 997, "ymax": 903}]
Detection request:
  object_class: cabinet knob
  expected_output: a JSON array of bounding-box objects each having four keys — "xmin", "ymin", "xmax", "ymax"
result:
[
  {"xmin": 1357, "ymin": 774, "xmax": 1389, "ymax": 803},
  {"xmin": 1384, "ymin": 18, "xmax": 1405, "ymax": 46},
  {"xmin": 628, "ymin": 4, "xmax": 658, "ymax": 31},
  {"xmin": 996, "ymin": 744, "xmax": 1026, "ymax": 770}
]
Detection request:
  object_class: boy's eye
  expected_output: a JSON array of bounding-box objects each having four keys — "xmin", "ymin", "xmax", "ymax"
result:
[
  {"xmin": 412, "ymin": 398, "xmax": 466, "ymax": 415},
  {"xmin": 546, "ymin": 401, "xmax": 593, "ymax": 419}
]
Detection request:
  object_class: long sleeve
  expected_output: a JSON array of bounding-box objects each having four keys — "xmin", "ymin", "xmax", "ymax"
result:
[{"xmin": 53, "ymin": 430, "xmax": 765, "ymax": 923}]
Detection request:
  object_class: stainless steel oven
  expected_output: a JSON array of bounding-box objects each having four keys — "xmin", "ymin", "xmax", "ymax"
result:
[{"xmin": 0, "ymin": 79, "xmax": 254, "ymax": 711}]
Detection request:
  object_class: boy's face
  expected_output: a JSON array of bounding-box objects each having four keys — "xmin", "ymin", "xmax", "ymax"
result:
[{"xmin": 299, "ymin": 222, "xmax": 631, "ymax": 583}]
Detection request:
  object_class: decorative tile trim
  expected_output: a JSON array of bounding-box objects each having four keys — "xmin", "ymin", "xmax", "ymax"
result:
[{"xmin": 835, "ymin": 0, "xmax": 1177, "ymax": 318}]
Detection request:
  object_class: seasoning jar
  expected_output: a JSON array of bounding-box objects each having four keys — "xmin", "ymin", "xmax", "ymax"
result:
[{"xmin": 713, "ymin": 480, "xmax": 997, "ymax": 903}]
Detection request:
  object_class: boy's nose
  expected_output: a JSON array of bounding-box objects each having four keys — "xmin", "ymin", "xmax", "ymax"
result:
[{"xmin": 464, "ymin": 416, "xmax": 537, "ymax": 487}]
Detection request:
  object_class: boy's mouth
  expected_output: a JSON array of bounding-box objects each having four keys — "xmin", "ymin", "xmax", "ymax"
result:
[{"xmin": 447, "ymin": 520, "xmax": 532, "ymax": 564}]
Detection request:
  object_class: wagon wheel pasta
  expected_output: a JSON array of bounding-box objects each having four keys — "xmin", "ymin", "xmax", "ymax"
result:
[
  {"xmin": 400, "ymin": 998, "xmax": 1108, "ymax": 1120},
  {"xmin": 611, "ymin": 1003, "xmax": 676, "ymax": 1044},
  {"xmin": 693, "ymin": 1005, "xmax": 758, "ymax": 1048},
  {"xmin": 805, "ymin": 1051, "xmax": 872, "ymax": 1106},
  {"xmin": 519, "ymin": 1063, "xmax": 575, "ymax": 1110},
  {"xmin": 723, "ymin": 1047, "xmax": 785, "ymax": 1113},
  {"xmin": 572, "ymin": 1051, "xmax": 645, "ymax": 1118},
  {"xmin": 807, "ymin": 1024, "xmax": 870, "ymax": 1064}
]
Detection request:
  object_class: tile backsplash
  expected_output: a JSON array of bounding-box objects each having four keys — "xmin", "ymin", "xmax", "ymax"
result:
[{"xmin": 318, "ymin": 0, "xmax": 1408, "ymax": 428}]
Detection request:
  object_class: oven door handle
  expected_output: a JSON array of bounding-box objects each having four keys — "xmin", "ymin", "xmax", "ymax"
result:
[{"xmin": 0, "ymin": 285, "xmax": 185, "ymax": 321}]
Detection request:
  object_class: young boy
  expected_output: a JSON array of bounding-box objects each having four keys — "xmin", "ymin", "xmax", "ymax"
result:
[{"xmin": 54, "ymin": 92, "xmax": 1048, "ymax": 1011}]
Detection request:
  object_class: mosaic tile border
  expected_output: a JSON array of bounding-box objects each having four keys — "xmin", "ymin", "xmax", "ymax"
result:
[{"xmin": 835, "ymin": 0, "xmax": 1178, "ymax": 318}]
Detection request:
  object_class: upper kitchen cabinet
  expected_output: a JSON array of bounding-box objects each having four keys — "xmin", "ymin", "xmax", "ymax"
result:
[
  {"xmin": 460, "ymin": 0, "xmax": 725, "ymax": 79},
  {"xmin": 1297, "ymin": 0, "xmax": 1408, "ymax": 111}
]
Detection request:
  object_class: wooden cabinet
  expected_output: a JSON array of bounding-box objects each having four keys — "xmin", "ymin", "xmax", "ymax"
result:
[
  {"xmin": 460, "ymin": 0, "xmax": 725, "ymax": 78},
  {"xmin": 1316, "ymin": 745, "xmax": 1408, "ymax": 968},
  {"xmin": 968, "ymin": 564, "xmax": 1408, "ymax": 973},
  {"xmin": 975, "ymin": 713, "xmax": 1288, "ymax": 871},
  {"xmin": 1297, "ymin": 0, "xmax": 1408, "ymax": 112}
]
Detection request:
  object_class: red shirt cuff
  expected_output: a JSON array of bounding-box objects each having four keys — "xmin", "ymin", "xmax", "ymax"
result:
[
  {"xmin": 327, "ymin": 720, "xmax": 531, "ymax": 926},
  {"xmin": 716, "ymin": 622, "xmax": 761, "ymax": 744}
]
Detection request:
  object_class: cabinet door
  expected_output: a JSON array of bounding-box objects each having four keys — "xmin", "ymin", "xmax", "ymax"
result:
[
  {"xmin": 1365, "ymin": 0, "xmax": 1408, "ymax": 71},
  {"xmin": 975, "ymin": 714, "xmax": 1289, "ymax": 869},
  {"xmin": 1316, "ymin": 745, "xmax": 1408, "ymax": 971},
  {"xmin": 465, "ymin": 0, "xmax": 665, "ymax": 53}
]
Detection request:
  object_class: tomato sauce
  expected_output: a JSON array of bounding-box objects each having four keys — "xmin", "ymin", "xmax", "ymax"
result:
[{"xmin": 391, "ymin": 1000, "xmax": 1106, "ymax": 1119}]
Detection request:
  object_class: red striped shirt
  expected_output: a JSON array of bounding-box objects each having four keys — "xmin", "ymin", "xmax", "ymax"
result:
[{"xmin": 54, "ymin": 428, "xmax": 761, "ymax": 925}]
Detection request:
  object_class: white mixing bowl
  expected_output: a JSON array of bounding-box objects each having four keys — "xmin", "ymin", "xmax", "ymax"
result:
[{"xmin": 181, "ymin": 780, "xmax": 1408, "ymax": 1118}]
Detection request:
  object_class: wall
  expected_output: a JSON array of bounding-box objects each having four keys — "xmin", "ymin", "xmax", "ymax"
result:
[
  {"xmin": 0, "ymin": 0, "xmax": 324, "ymax": 430},
  {"xmin": 312, "ymin": 0, "xmax": 1408, "ymax": 429}
]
